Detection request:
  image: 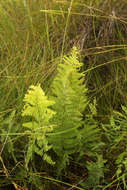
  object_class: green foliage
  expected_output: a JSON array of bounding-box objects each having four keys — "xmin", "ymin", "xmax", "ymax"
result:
[
  {"xmin": 22, "ymin": 85, "xmax": 55, "ymax": 168},
  {"xmin": 22, "ymin": 47, "xmax": 101, "ymax": 177},
  {"xmin": 48, "ymin": 47, "xmax": 88, "ymax": 172},
  {"xmin": 111, "ymin": 106, "xmax": 127, "ymax": 188},
  {"xmin": 0, "ymin": 110, "xmax": 17, "ymax": 162},
  {"xmin": 86, "ymin": 154, "xmax": 106, "ymax": 189},
  {"xmin": 80, "ymin": 116, "xmax": 103, "ymax": 159},
  {"xmin": 102, "ymin": 105, "xmax": 127, "ymax": 189}
]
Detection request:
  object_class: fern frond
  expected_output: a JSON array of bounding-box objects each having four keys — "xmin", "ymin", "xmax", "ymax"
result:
[
  {"xmin": 86, "ymin": 154, "xmax": 106, "ymax": 188},
  {"xmin": 103, "ymin": 104, "xmax": 127, "ymax": 188},
  {"xmin": 22, "ymin": 85, "xmax": 55, "ymax": 167},
  {"xmin": 48, "ymin": 47, "xmax": 88, "ymax": 171}
]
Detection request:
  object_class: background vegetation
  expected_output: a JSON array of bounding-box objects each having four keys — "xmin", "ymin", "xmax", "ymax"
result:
[{"xmin": 0, "ymin": 0, "xmax": 127, "ymax": 189}]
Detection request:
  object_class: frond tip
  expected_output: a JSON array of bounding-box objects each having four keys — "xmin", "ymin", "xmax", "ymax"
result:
[{"xmin": 22, "ymin": 84, "xmax": 55, "ymax": 121}]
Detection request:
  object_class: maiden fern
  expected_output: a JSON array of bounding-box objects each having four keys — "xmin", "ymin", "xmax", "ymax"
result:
[
  {"xmin": 22, "ymin": 47, "xmax": 101, "ymax": 176},
  {"xmin": 48, "ymin": 47, "xmax": 90, "ymax": 172},
  {"xmin": 110, "ymin": 106, "xmax": 127, "ymax": 188},
  {"xmin": 22, "ymin": 85, "xmax": 55, "ymax": 168}
]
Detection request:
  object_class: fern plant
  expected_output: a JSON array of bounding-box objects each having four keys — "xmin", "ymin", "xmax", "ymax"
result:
[
  {"xmin": 22, "ymin": 47, "xmax": 102, "ymax": 176},
  {"xmin": 22, "ymin": 85, "xmax": 55, "ymax": 168},
  {"xmin": 102, "ymin": 105, "xmax": 127, "ymax": 189},
  {"xmin": 48, "ymin": 47, "xmax": 102, "ymax": 174},
  {"xmin": 112, "ymin": 106, "xmax": 127, "ymax": 188},
  {"xmin": 47, "ymin": 47, "xmax": 88, "ymax": 172},
  {"xmin": 80, "ymin": 154, "xmax": 106, "ymax": 190}
]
